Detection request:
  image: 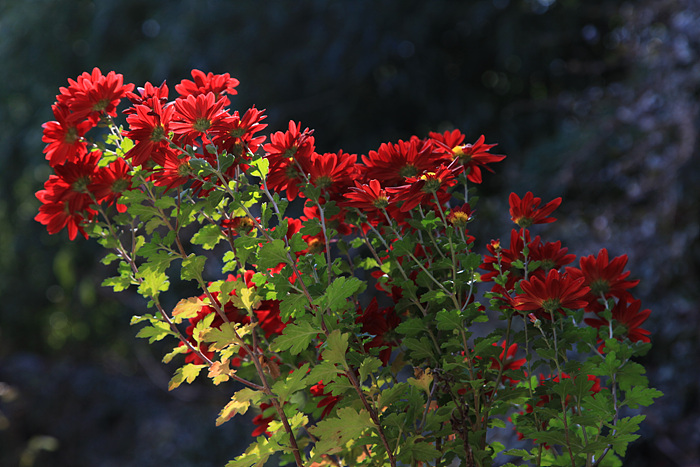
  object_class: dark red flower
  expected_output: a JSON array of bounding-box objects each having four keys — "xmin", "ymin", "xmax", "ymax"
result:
[
  {"xmin": 584, "ymin": 298, "xmax": 651, "ymax": 344},
  {"xmin": 388, "ymin": 160, "xmax": 463, "ymax": 212},
  {"xmin": 41, "ymin": 104, "xmax": 94, "ymax": 166},
  {"xmin": 481, "ymin": 229, "xmax": 536, "ymax": 289},
  {"xmin": 567, "ymin": 248, "xmax": 640, "ymax": 310},
  {"xmin": 509, "ymin": 192, "xmax": 562, "ymax": 228},
  {"xmin": 341, "ymin": 179, "xmax": 392, "ymax": 211},
  {"xmin": 150, "ymin": 150, "xmax": 192, "ymax": 190},
  {"xmin": 124, "ymin": 81, "xmax": 170, "ymax": 111},
  {"xmin": 514, "ymin": 269, "xmax": 590, "ymax": 319},
  {"xmin": 355, "ymin": 298, "xmax": 401, "ymax": 365},
  {"xmin": 263, "ymin": 121, "xmax": 315, "ymax": 200},
  {"xmin": 174, "ymin": 69, "xmax": 239, "ymax": 106},
  {"xmin": 491, "ymin": 341, "xmax": 527, "ymax": 385},
  {"xmin": 360, "ymin": 137, "xmax": 449, "ymax": 187},
  {"xmin": 446, "ymin": 203, "xmax": 475, "ymax": 228},
  {"xmin": 431, "ymin": 133, "xmax": 505, "ymax": 184},
  {"xmin": 305, "ymin": 150, "xmax": 359, "ymax": 196}
]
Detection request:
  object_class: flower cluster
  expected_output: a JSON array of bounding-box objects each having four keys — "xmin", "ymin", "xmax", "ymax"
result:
[{"xmin": 35, "ymin": 69, "xmax": 659, "ymax": 467}]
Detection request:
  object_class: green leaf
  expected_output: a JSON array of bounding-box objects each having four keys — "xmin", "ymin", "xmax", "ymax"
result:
[
  {"xmin": 435, "ymin": 308, "xmax": 463, "ymax": 331},
  {"xmin": 314, "ymin": 276, "xmax": 365, "ymax": 313},
  {"xmin": 271, "ymin": 363, "xmax": 310, "ymax": 401},
  {"xmin": 272, "ymin": 319, "xmax": 319, "ymax": 355},
  {"xmin": 250, "ymin": 154, "xmax": 269, "ymax": 180},
  {"xmin": 323, "ymin": 329, "xmax": 349, "ymax": 367},
  {"xmin": 404, "ymin": 336, "xmax": 436, "ymax": 362},
  {"xmin": 181, "ymin": 254, "xmax": 207, "ymax": 281},
  {"xmin": 359, "ymin": 356, "xmax": 383, "ymax": 384},
  {"xmin": 279, "ymin": 292, "xmax": 309, "ymax": 320},
  {"xmin": 203, "ymin": 322, "xmax": 253, "ymax": 352},
  {"xmin": 102, "ymin": 275, "xmax": 133, "ymax": 292},
  {"xmin": 162, "ymin": 344, "xmax": 188, "ymax": 364},
  {"xmin": 168, "ymin": 363, "xmax": 206, "ymax": 390},
  {"xmin": 233, "ymin": 235, "xmax": 260, "ymax": 266},
  {"xmin": 135, "ymin": 320, "xmax": 175, "ymax": 343},
  {"xmin": 395, "ymin": 318, "xmax": 426, "ymax": 337},
  {"xmin": 399, "ymin": 438, "xmax": 442, "ymax": 463},
  {"xmin": 257, "ymin": 239, "xmax": 288, "ymax": 269},
  {"xmin": 309, "ymin": 407, "xmax": 373, "ymax": 460},
  {"xmin": 191, "ymin": 224, "xmax": 224, "ymax": 250},
  {"xmin": 307, "ymin": 360, "xmax": 344, "ymax": 384},
  {"xmin": 136, "ymin": 269, "xmax": 169, "ymax": 297},
  {"xmin": 378, "ymin": 383, "xmax": 408, "ymax": 409}
]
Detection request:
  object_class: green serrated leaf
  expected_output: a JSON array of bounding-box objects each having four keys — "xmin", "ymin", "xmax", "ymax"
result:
[
  {"xmin": 135, "ymin": 320, "xmax": 175, "ymax": 343},
  {"xmin": 309, "ymin": 407, "xmax": 373, "ymax": 460},
  {"xmin": 435, "ymin": 308, "xmax": 463, "ymax": 331},
  {"xmin": 271, "ymin": 363, "xmax": 310, "ymax": 401},
  {"xmin": 136, "ymin": 269, "xmax": 170, "ymax": 298},
  {"xmin": 192, "ymin": 224, "xmax": 224, "ymax": 250},
  {"xmin": 323, "ymin": 329, "xmax": 349, "ymax": 367},
  {"xmin": 359, "ymin": 356, "xmax": 383, "ymax": 383},
  {"xmin": 395, "ymin": 318, "xmax": 426, "ymax": 337},
  {"xmin": 279, "ymin": 292, "xmax": 309, "ymax": 320},
  {"xmin": 181, "ymin": 254, "xmax": 207, "ymax": 281},
  {"xmin": 314, "ymin": 276, "xmax": 365, "ymax": 313},
  {"xmin": 272, "ymin": 319, "xmax": 319, "ymax": 355},
  {"xmin": 257, "ymin": 239, "xmax": 288, "ymax": 269}
]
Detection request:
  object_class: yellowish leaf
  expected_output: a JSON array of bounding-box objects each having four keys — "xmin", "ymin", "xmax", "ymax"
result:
[
  {"xmin": 172, "ymin": 297, "xmax": 205, "ymax": 324},
  {"xmin": 407, "ymin": 367, "xmax": 433, "ymax": 395}
]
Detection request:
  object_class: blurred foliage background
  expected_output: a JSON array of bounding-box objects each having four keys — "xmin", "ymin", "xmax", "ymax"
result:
[{"xmin": 1, "ymin": 0, "xmax": 698, "ymax": 465}]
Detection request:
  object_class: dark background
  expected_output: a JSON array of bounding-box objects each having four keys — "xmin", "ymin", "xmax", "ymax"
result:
[{"xmin": 1, "ymin": 0, "xmax": 699, "ymax": 465}]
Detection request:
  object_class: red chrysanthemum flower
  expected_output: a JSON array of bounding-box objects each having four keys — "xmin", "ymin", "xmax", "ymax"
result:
[
  {"xmin": 514, "ymin": 269, "xmax": 590, "ymax": 319},
  {"xmin": 170, "ymin": 92, "xmax": 229, "ymax": 148},
  {"xmin": 34, "ymin": 150, "xmax": 102, "ymax": 239},
  {"xmin": 150, "ymin": 150, "xmax": 192, "ymax": 191},
  {"xmin": 432, "ymin": 133, "xmax": 505, "ymax": 184},
  {"xmin": 124, "ymin": 80, "xmax": 169, "ymax": 112},
  {"xmin": 509, "ymin": 192, "xmax": 562, "ymax": 228},
  {"xmin": 35, "ymin": 188, "xmax": 94, "ymax": 240},
  {"xmin": 57, "ymin": 68, "xmax": 134, "ymax": 122},
  {"xmin": 42, "ymin": 104, "xmax": 94, "ymax": 166},
  {"xmin": 341, "ymin": 179, "xmax": 392, "ymax": 211},
  {"xmin": 585, "ymin": 298, "xmax": 651, "ymax": 345},
  {"xmin": 361, "ymin": 137, "xmax": 449, "ymax": 187},
  {"xmin": 528, "ymin": 239, "xmax": 577, "ymax": 276},
  {"xmin": 568, "ymin": 248, "xmax": 640, "ymax": 309},
  {"xmin": 89, "ymin": 157, "xmax": 132, "ymax": 212},
  {"xmin": 305, "ymin": 150, "xmax": 359, "ymax": 196},
  {"xmin": 174, "ymin": 69, "xmax": 240, "ymax": 106},
  {"xmin": 446, "ymin": 203, "xmax": 475, "ymax": 228},
  {"xmin": 388, "ymin": 160, "xmax": 463, "ymax": 212},
  {"xmin": 123, "ymin": 99, "xmax": 175, "ymax": 166},
  {"xmin": 210, "ymin": 106, "xmax": 268, "ymax": 163},
  {"xmin": 263, "ymin": 120, "xmax": 315, "ymax": 200}
]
